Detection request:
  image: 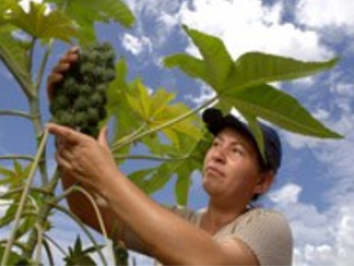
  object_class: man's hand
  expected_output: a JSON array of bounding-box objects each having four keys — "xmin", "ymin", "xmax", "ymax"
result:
[
  {"xmin": 47, "ymin": 47, "xmax": 79, "ymax": 101},
  {"xmin": 47, "ymin": 122, "xmax": 119, "ymax": 195}
]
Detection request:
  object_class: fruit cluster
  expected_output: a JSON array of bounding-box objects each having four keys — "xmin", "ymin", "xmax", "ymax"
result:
[{"xmin": 49, "ymin": 42, "xmax": 116, "ymax": 137}]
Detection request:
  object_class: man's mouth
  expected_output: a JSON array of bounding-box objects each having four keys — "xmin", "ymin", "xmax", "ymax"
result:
[{"xmin": 205, "ymin": 165, "xmax": 224, "ymax": 177}]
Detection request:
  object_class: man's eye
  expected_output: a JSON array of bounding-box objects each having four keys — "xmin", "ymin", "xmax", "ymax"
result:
[
  {"xmin": 232, "ymin": 146, "xmax": 244, "ymax": 155},
  {"xmin": 212, "ymin": 141, "xmax": 219, "ymax": 147}
]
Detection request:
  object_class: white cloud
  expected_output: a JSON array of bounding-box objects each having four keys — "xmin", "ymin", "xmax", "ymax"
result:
[
  {"xmin": 296, "ymin": 0, "xmax": 354, "ymax": 31},
  {"xmin": 269, "ymin": 182, "xmax": 302, "ymax": 206},
  {"xmin": 177, "ymin": 0, "xmax": 333, "ymax": 61},
  {"xmin": 121, "ymin": 33, "xmax": 152, "ymax": 56}
]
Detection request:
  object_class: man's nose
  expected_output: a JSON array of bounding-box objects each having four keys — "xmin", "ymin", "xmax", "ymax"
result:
[{"xmin": 212, "ymin": 146, "xmax": 226, "ymax": 163}]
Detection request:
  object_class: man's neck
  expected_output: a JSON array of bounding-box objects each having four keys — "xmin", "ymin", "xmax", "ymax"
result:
[{"xmin": 201, "ymin": 201, "xmax": 248, "ymax": 235}]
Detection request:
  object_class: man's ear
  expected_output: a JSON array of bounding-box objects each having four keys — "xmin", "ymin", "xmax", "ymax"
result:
[{"xmin": 253, "ymin": 171, "xmax": 274, "ymax": 195}]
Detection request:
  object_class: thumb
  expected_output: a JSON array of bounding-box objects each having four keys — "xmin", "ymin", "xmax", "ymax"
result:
[{"xmin": 98, "ymin": 125, "xmax": 110, "ymax": 149}]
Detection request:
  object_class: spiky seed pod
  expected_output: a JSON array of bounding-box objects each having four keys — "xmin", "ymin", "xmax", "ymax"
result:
[{"xmin": 49, "ymin": 42, "xmax": 116, "ymax": 137}]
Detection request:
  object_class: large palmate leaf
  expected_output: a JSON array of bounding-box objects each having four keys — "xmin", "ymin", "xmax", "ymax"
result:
[
  {"xmin": 45, "ymin": 0, "xmax": 135, "ymax": 43},
  {"xmin": 164, "ymin": 25, "xmax": 234, "ymax": 92},
  {"xmin": 224, "ymin": 84, "xmax": 342, "ymax": 138},
  {"xmin": 181, "ymin": 25, "xmax": 234, "ymax": 91},
  {"xmin": 225, "ymin": 52, "xmax": 339, "ymax": 91},
  {"xmin": 164, "ymin": 53, "xmax": 207, "ymax": 83},
  {"xmin": 164, "ymin": 26, "xmax": 342, "ymax": 145},
  {"xmin": 7, "ymin": 1, "xmax": 78, "ymax": 43}
]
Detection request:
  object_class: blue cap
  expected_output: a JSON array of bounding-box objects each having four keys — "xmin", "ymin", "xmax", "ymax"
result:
[{"xmin": 202, "ymin": 108, "xmax": 282, "ymax": 173}]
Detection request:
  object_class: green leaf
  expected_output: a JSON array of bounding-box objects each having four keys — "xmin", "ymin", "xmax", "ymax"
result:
[
  {"xmin": 7, "ymin": 1, "xmax": 78, "ymax": 43},
  {"xmin": 45, "ymin": 0, "xmax": 135, "ymax": 43},
  {"xmin": 0, "ymin": 31, "xmax": 32, "ymax": 94},
  {"xmin": 182, "ymin": 25, "xmax": 234, "ymax": 91},
  {"xmin": 0, "ymin": 247, "xmax": 21, "ymax": 266},
  {"xmin": 64, "ymin": 236, "xmax": 98, "ymax": 266},
  {"xmin": 226, "ymin": 52, "xmax": 339, "ymax": 91},
  {"xmin": 164, "ymin": 53, "xmax": 208, "ymax": 83},
  {"xmin": 0, "ymin": 161, "xmax": 32, "ymax": 188},
  {"xmin": 175, "ymin": 169, "xmax": 192, "ymax": 206},
  {"xmin": 128, "ymin": 134, "xmax": 211, "ymax": 203},
  {"xmin": 123, "ymin": 80, "xmax": 203, "ymax": 148},
  {"xmin": 225, "ymin": 84, "xmax": 343, "ymax": 138},
  {"xmin": 107, "ymin": 59, "xmax": 140, "ymax": 158}
]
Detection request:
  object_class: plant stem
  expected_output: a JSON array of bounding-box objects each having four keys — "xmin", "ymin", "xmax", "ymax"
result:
[
  {"xmin": 35, "ymin": 45, "xmax": 52, "ymax": 93},
  {"xmin": 21, "ymin": 170, "xmax": 60, "ymax": 259},
  {"xmin": 0, "ymin": 43, "xmax": 35, "ymax": 99},
  {"xmin": 0, "ymin": 110, "xmax": 33, "ymax": 120},
  {"xmin": 111, "ymin": 96, "xmax": 218, "ymax": 152},
  {"xmin": 0, "ymin": 155, "xmax": 37, "ymax": 162},
  {"xmin": 29, "ymin": 97, "xmax": 49, "ymax": 185},
  {"xmin": 114, "ymin": 154, "xmax": 188, "ymax": 162},
  {"xmin": 0, "ymin": 130, "xmax": 48, "ymax": 266}
]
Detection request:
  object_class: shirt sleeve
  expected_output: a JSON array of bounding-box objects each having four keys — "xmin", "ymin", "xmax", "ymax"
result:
[{"xmin": 227, "ymin": 209, "xmax": 293, "ymax": 266}]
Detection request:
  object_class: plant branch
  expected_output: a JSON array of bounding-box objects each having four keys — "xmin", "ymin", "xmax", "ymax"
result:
[
  {"xmin": 0, "ymin": 110, "xmax": 33, "ymax": 120},
  {"xmin": 43, "ymin": 233, "xmax": 67, "ymax": 257},
  {"xmin": 0, "ymin": 130, "xmax": 48, "ymax": 266},
  {"xmin": 42, "ymin": 237, "xmax": 55, "ymax": 266},
  {"xmin": 111, "ymin": 96, "xmax": 218, "ymax": 152},
  {"xmin": 35, "ymin": 223, "xmax": 43, "ymax": 265},
  {"xmin": 0, "ymin": 44, "xmax": 35, "ymax": 100},
  {"xmin": 35, "ymin": 44, "xmax": 52, "ymax": 93},
  {"xmin": 114, "ymin": 154, "xmax": 188, "ymax": 162},
  {"xmin": 0, "ymin": 155, "xmax": 38, "ymax": 162},
  {"xmin": 21, "ymin": 169, "xmax": 60, "ymax": 259},
  {"xmin": 28, "ymin": 37, "xmax": 37, "ymax": 74}
]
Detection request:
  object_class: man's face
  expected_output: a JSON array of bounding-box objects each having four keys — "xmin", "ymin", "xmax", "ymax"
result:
[{"xmin": 202, "ymin": 127, "xmax": 266, "ymax": 205}]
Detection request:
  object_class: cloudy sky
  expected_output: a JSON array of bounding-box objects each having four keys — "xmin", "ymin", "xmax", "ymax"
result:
[{"xmin": 1, "ymin": 0, "xmax": 354, "ymax": 265}]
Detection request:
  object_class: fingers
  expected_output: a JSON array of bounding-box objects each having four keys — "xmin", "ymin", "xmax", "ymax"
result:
[
  {"xmin": 98, "ymin": 125, "xmax": 110, "ymax": 149},
  {"xmin": 56, "ymin": 150, "xmax": 73, "ymax": 171},
  {"xmin": 47, "ymin": 123, "xmax": 85, "ymax": 145},
  {"xmin": 47, "ymin": 46, "xmax": 80, "ymax": 101}
]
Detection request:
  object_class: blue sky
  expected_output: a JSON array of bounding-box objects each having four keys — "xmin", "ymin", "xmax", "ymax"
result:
[{"xmin": 1, "ymin": 0, "xmax": 354, "ymax": 265}]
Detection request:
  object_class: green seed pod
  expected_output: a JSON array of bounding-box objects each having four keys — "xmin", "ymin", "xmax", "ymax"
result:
[
  {"xmin": 73, "ymin": 111, "xmax": 88, "ymax": 127},
  {"xmin": 56, "ymin": 111, "xmax": 74, "ymax": 127},
  {"xmin": 87, "ymin": 108, "xmax": 100, "ymax": 125},
  {"xmin": 73, "ymin": 96, "xmax": 90, "ymax": 111},
  {"xmin": 89, "ymin": 91, "xmax": 105, "ymax": 107}
]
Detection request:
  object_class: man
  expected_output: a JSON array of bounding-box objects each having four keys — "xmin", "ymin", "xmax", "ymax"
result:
[{"xmin": 47, "ymin": 48, "xmax": 293, "ymax": 265}]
